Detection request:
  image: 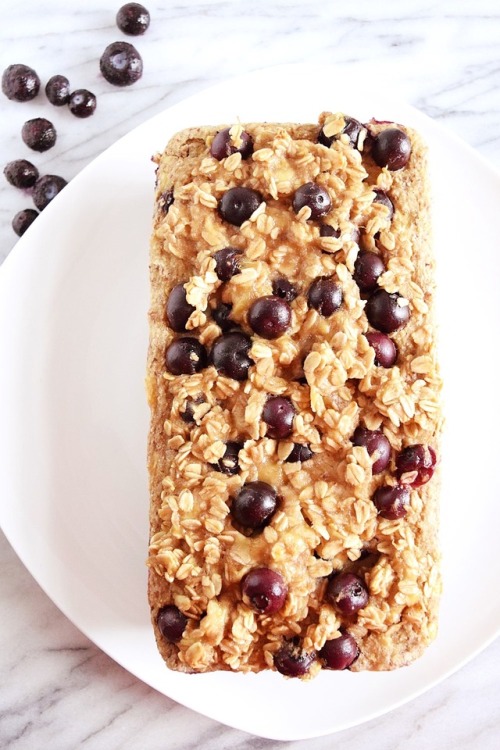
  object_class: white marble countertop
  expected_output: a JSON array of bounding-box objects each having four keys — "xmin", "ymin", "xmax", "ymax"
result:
[{"xmin": 1, "ymin": 1, "xmax": 500, "ymax": 748}]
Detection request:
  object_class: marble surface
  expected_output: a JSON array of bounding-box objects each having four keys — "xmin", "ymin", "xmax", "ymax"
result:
[{"xmin": 1, "ymin": 0, "xmax": 500, "ymax": 747}]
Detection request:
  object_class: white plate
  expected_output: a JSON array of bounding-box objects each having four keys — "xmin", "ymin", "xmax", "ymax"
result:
[{"xmin": 1, "ymin": 64, "xmax": 499, "ymax": 741}]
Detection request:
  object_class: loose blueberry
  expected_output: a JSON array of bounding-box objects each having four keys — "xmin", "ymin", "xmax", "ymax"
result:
[
  {"xmin": 32, "ymin": 175, "xmax": 67, "ymax": 210},
  {"xmin": 165, "ymin": 283, "xmax": 195, "ymax": 332},
  {"xmin": 292, "ymin": 182, "xmax": 331, "ymax": 220},
  {"xmin": 326, "ymin": 572, "xmax": 369, "ymax": 615},
  {"xmin": 214, "ymin": 246, "xmax": 241, "ymax": 281},
  {"xmin": 157, "ymin": 605, "xmax": 187, "ymax": 642},
  {"xmin": 365, "ymin": 289, "xmax": 410, "ymax": 333},
  {"xmin": 373, "ymin": 189, "xmax": 394, "ymax": 220},
  {"xmin": 211, "ymin": 331, "xmax": 253, "ymax": 380},
  {"xmin": 272, "ymin": 278, "xmax": 298, "ymax": 302},
  {"xmin": 100, "ymin": 41, "xmax": 143, "ymax": 86},
  {"xmin": 353, "ymin": 251, "xmax": 386, "ymax": 293},
  {"xmin": 241, "ymin": 567, "xmax": 287, "ymax": 614},
  {"xmin": 21, "ymin": 118, "xmax": 57, "ymax": 152},
  {"xmin": 318, "ymin": 116, "xmax": 366, "ymax": 150},
  {"xmin": 231, "ymin": 480, "xmax": 278, "ymax": 529},
  {"xmin": 372, "ymin": 485, "xmax": 410, "ymax": 519},
  {"xmin": 116, "ymin": 3, "xmax": 150, "ymax": 35},
  {"xmin": 165, "ymin": 337, "xmax": 207, "ymax": 375},
  {"xmin": 211, "ymin": 302, "xmax": 235, "ymax": 331},
  {"xmin": 45, "ymin": 75, "xmax": 70, "ymax": 106},
  {"xmin": 319, "ymin": 632, "xmax": 359, "ymax": 670},
  {"xmin": 352, "ymin": 426, "xmax": 391, "ymax": 474},
  {"xmin": 212, "ymin": 441, "xmax": 243, "ymax": 475},
  {"xmin": 218, "ymin": 187, "xmax": 262, "ymax": 226},
  {"xmin": 372, "ymin": 128, "xmax": 411, "ymax": 170},
  {"xmin": 365, "ymin": 331, "xmax": 398, "ymax": 368},
  {"xmin": 274, "ymin": 640, "xmax": 315, "ymax": 677},
  {"xmin": 262, "ymin": 396, "xmax": 295, "ymax": 439},
  {"xmin": 307, "ymin": 277, "xmax": 343, "ymax": 316},
  {"xmin": 395, "ymin": 444, "xmax": 437, "ymax": 487},
  {"xmin": 248, "ymin": 295, "xmax": 291, "ymax": 340},
  {"xmin": 4, "ymin": 159, "xmax": 39, "ymax": 189},
  {"xmin": 68, "ymin": 89, "xmax": 97, "ymax": 118},
  {"xmin": 179, "ymin": 396, "xmax": 204, "ymax": 424},
  {"xmin": 210, "ymin": 127, "xmax": 253, "ymax": 161},
  {"xmin": 2, "ymin": 64, "xmax": 40, "ymax": 102},
  {"xmin": 159, "ymin": 189, "xmax": 174, "ymax": 214},
  {"xmin": 12, "ymin": 208, "xmax": 38, "ymax": 237},
  {"xmin": 319, "ymin": 223, "xmax": 341, "ymax": 238},
  {"xmin": 286, "ymin": 443, "xmax": 314, "ymax": 463}
]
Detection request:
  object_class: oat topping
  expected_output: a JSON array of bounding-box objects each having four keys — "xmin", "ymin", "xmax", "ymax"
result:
[{"xmin": 147, "ymin": 113, "xmax": 442, "ymax": 678}]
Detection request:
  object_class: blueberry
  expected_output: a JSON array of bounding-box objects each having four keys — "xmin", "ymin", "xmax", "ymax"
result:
[
  {"xmin": 372, "ymin": 485, "xmax": 410, "ymax": 519},
  {"xmin": 274, "ymin": 640, "xmax": 315, "ymax": 677},
  {"xmin": 211, "ymin": 332, "xmax": 253, "ymax": 380},
  {"xmin": 21, "ymin": 118, "xmax": 57, "ymax": 152},
  {"xmin": 4, "ymin": 159, "xmax": 39, "ymax": 189},
  {"xmin": 212, "ymin": 441, "xmax": 243, "ymax": 475},
  {"xmin": 373, "ymin": 189, "xmax": 394, "ymax": 220},
  {"xmin": 307, "ymin": 277, "xmax": 342, "ymax": 316},
  {"xmin": 319, "ymin": 224, "xmax": 341, "ymax": 238},
  {"xmin": 116, "ymin": 3, "xmax": 150, "ymax": 35},
  {"xmin": 365, "ymin": 289, "xmax": 410, "ymax": 333},
  {"xmin": 214, "ymin": 246, "xmax": 241, "ymax": 281},
  {"xmin": 326, "ymin": 572, "xmax": 369, "ymax": 615},
  {"xmin": 12, "ymin": 209, "xmax": 38, "ymax": 237},
  {"xmin": 165, "ymin": 337, "xmax": 207, "ymax": 376},
  {"xmin": 68, "ymin": 89, "xmax": 97, "ymax": 118},
  {"xmin": 286, "ymin": 443, "xmax": 314, "ymax": 463},
  {"xmin": 45, "ymin": 75, "xmax": 70, "ymax": 106},
  {"xmin": 318, "ymin": 116, "xmax": 365, "ymax": 150},
  {"xmin": 292, "ymin": 182, "xmax": 331, "ymax": 220},
  {"xmin": 372, "ymin": 128, "xmax": 411, "ymax": 170},
  {"xmin": 218, "ymin": 187, "xmax": 262, "ymax": 226},
  {"xmin": 272, "ymin": 278, "xmax": 298, "ymax": 302},
  {"xmin": 365, "ymin": 331, "xmax": 398, "ymax": 368},
  {"xmin": 32, "ymin": 175, "xmax": 67, "ymax": 211},
  {"xmin": 352, "ymin": 426, "xmax": 391, "ymax": 474},
  {"xmin": 248, "ymin": 295, "xmax": 291, "ymax": 340},
  {"xmin": 262, "ymin": 396, "xmax": 295, "ymax": 439},
  {"xmin": 353, "ymin": 251, "xmax": 386, "ymax": 293},
  {"xmin": 2, "ymin": 64, "xmax": 40, "ymax": 102},
  {"xmin": 241, "ymin": 567, "xmax": 287, "ymax": 614},
  {"xmin": 319, "ymin": 632, "xmax": 359, "ymax": 670},
  {"xmin": 157, "ymin": 605, "xmax": 187, "ymax": 642},
  {"xmin": 159, "ymin": 189, "xmax": 174, "ymax": 214},
  {"xmin": 210, "ymin": 127, "xmax": 253, "ymax": 161},
  {"xmin": 165, "ymin": 283, "xmax": 195, "ymax": 332},
  {"xmin": 231, "ymin": 481, "xmax": 278, "ymax": 530},
  {"xmin": 100, "ymin": 41, "xmax": 143, "ymax": 86},
  {"xmin": 395, "ymin": 444, "xmax": 437, "ymax": 487},
  {"xmin": 211, "ymin": 302, "xmax": 235, "ymax": 331}
]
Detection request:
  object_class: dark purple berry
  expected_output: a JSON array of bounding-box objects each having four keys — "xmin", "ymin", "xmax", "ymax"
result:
[
  {"xmin": 211, "ymin": 331, "xmax": 253, "ymax": 380},
  {"xmin": 159, "ymin": 189, "xmax": 174, "ymax": 214},
  {"xmin": 365, "ymin": 289, "xmax": 410, "ymax": 333},
  {"xmin": 212, "ymin": 441, "xmax": 243, "ymax": 475},
  {"xmin": 272, "ymin": 278, "xmax": 298, "ymax": 302},
  {"xmin": 365, "ymin": 331, "xmax": 398, "ymax": 367},
  {"xmin": 157, "ymin": 605, "xmax": 187, "ymax": 642},
  {"xmin": 166, "ymin": 283, "xmax": 195, "ymax": 332},
  {"xmin": 68, "ymin": 89, "xmax": 97, "ymax": 118},
  {"xmin": 292, "ymin": 182, "xmax": 331, "ymax": 220},
  {"xmin": 12, "ymin": 209, "xmax": 38, "ymax": 237},
  {"xmin": 241, "ymin": 567, "xmax": 287, "ymax": 614},
  {"xmin": 352, "ymin": 426, "xmax": 391, "ymax": 474},
  {"xmin": 32, "ymin": 175, "xmax": 67, "ymax": 211},
  {"xmin": 318, "ymin": 116, "xmax": 365, "ymax": 150},
  {"xmin": 286, "ymin": 443, "xmax": 314, "ymax": 463},
  {"xmin": 100, "ymin": 41, "xmax": 143, "ymax": 86},
  {"xmin": 307, "ymin": 277, "xmax": 342, "ymax": 316},
  {"xmin": 372, "ymin": 128, "xmax": 411, "ymax": 170},
  {"xmin": 165, "ymin": 337, "xmax": 207, "ymax": 376},
  {"xmin": 319, "ymin": 223, "xmax": 340, "ymax": 238},
  {"xmin": 395, "ymin": 444, "xmax": 437, "ymax": 487},
  {"xmin": 372, "ymin": 485, "xmax": 410, "ymax": 519},
  {"xmin": 214, "ymin": 246, "xmax": 241, "ymax": 281},
  {"xmin": 45, "ymin": 75, "xmax": 70, "ymax": 106},
  {"xmin": 211, "ymin": 302, "xmax": 235, "ymax": 331},
  {"xmin": 116, "ymin": 3, "xmax": 150, "ymax": 35},
  {"xmin": 2, "ymin": 64, "xmax": 40, "ymax": 102},
  {"xmin": 231, "ymin": 481, "xmax": 278, "ymax": 529},
  {"xmin": 248, "ymin": 295, "xmax": 291, "ymax": 340},
  {"xmin": 262, "ymin": 396, "xmax": 295, "ymax": 439},
  {"xmin": 353, "ymin": 251, "xmax": 386, "ymax": 293},
  {"xmin": 218, "ymin": 187, "xmax": 262, "ymax": 226},
  {"xmin": 319, "ymin": 632, "xmax": 359, "ymax": 670},
  {"xmin": 180, "ymin": 396, "xmax": 204, "ymax": 424},
  {"xmin": 274, "ymin": 640, "xmax": 315, "ymax": 677},
  {"xmin": 210, "ymin": 127, "xmax": 253, "ymax": 161},
  {"xmin": 4, "ymin": 159, "xmax": 39, "ymax": 189},
  {"xmin": 373, "ymin": 189, "xmax": 394, "ymax": 220},
  {"xmin": 326, "ymin": 572, "xmax": 369, "ymax": 615},
  {"xmin": 21, "ymin": 118, "xmax": 56, "ymax": 152}
]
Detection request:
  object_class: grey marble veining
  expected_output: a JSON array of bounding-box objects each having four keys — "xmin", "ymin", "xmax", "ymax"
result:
[{"xmin": 1, "ymin": 1, "xmax": 500, "ymax": 748}]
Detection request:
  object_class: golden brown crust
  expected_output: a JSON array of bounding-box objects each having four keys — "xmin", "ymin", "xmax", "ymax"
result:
[{"xmin": 147, "ymin": 115, "xmax": 442, "ymax": 677}]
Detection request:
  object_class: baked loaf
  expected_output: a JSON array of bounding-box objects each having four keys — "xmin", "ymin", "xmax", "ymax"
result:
[{"xmin": 147, "ymin": 113, "xmax": 442, "ymax": 678}]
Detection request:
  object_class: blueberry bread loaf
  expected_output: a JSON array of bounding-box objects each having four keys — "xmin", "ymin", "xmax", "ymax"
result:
[{"xmin": 146, "ymin": 113, "xmax": 442, "ymax": 678}]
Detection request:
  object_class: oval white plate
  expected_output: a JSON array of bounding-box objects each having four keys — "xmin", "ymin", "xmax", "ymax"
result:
[{"xmin": 0, "ymin": 65, "xmax": 499, "ymax": 741}]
